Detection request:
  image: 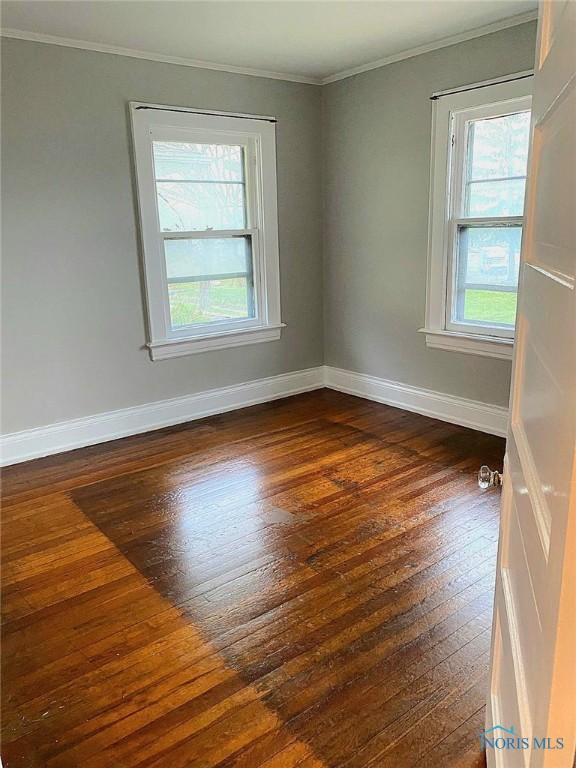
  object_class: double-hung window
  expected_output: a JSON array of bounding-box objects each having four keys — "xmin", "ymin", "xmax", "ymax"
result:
[
  {"xmin": 424, "ymin": 77, "xmax": 532, "ymax": 359},
  {"xmin": 130, "ymin": 103, "xmax": 282, "ymax": 360}
]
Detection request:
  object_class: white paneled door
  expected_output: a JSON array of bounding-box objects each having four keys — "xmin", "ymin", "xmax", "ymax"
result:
[{"xmin": 485, "ymin": 1, "xmax": 576, "ymax": 766}]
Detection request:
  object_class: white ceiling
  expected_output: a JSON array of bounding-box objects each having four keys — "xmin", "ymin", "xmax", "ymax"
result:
[{"xmin": 1, "ymin": 1, "xmax": 537, "ymax": 84}]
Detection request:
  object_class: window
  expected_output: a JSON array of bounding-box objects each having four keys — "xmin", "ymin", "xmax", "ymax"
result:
[
  {"xmin": 423, "ymin": 77, "xmax": 532, "ymax": 359},
  {"xmin": 130, "ymin": 103, "xmax": 282, "ymax": 360}
]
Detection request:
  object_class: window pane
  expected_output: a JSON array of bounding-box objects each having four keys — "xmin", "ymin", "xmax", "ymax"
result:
[
  {"xmin": 467, "ymin": 112, "xmax": 530, "ymax": 181},
  {"xmin": 464, "ymin": 110, "xmax": 530, "ymax": 218},
  {"xmin": 465, "ymin": 178, "xmax": 527, "ymax": 217},
  {"xmin": 164, "ymin": 237, "xmax": 251, "ymax": 280},
  {"xmin": 152, "ymin": 141, "xmax": 247, "ymax": 231},
  {"xmin": 156, "ymin": 181, "xmax": 246, "ymax": 231},
  {"xmin": 153, "ymin": 142, "xmax": 244, "ymax": 182},
  {"xmin": 169, "ymin": 277, "xmax": 253, "ymax": 328},
  {"xmin": 454, "ymin": 226, "xmax": 522, "ymax": 327},
  {"xmin": 164, "ymin": 237, "xmax": 255, "ymax": 329}
]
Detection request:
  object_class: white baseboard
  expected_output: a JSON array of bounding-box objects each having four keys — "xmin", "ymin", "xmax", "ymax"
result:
[
  {"xmin": 0, "ymin": 364, "xmax": 509, "ymax": 466},
  {"xmin": 0, "ymin": 367, "xmax": 324, "ymax": 466},
  {"xmin": 324, "ymin": 366, "xmax": 508, "ymax": 437}
]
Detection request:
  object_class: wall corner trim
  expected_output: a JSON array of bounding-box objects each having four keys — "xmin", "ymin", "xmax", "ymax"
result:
[
  {"xmin": 0, "ymin": 365, "xmax": 509, "ymax": 466},
  {"xmin": 324, "ymin": 366, "xmax": 509, "ymax": 437}
]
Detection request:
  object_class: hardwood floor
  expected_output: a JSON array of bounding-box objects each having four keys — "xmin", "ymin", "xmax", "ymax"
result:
[{"xmin": 1, "ymin": 390, "xmax": 505, "ymax": 768}]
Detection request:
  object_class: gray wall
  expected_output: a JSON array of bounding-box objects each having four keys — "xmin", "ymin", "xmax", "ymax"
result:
[
  {"xmin": 322, "ymin": 22, "xmax": 537, "ymax": 408},
  {"xmin": 1, "ymin": 39, "xmax": 323, "ymax": 433},
  {"xmin": 2, "ymin": 24, "xmax": 537, "ymax": 435}
]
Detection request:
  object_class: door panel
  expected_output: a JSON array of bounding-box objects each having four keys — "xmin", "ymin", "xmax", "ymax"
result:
[
  {"xmin": 506, "ymin": 438, "xmax": 548, "ymax": 609},
  {"xmin": 520, "ymin": 268, "xmax": 572, "ymax": 394},
  {"xmin": 494, "ymin": 552, "xmax": 532, "ymax": 740},
  {"xmin": 505, "ymin": 496, "xmax": 542, "ymax": 723},
  {"xmin": 531, "ymin": 96, "xmax": 576, "ymax": 273},
  {"xmin": 485, "ymin": 0, "xmax": 576, "ymax": 765},
  {"xmin": 517, "ymin": 327, "xmax": 571, "ymax": 522},
  {"xmin": 492, "ymin": 611, "xmax": 529, "ymax": 768}
]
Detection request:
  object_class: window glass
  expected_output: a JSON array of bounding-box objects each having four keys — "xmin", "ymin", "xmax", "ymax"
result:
[
  {"xmin": 153, "ymin": 142, "xmax": 247, "ymax": 231},
  {"xmin": 464, "ymin": 111, "xmax": 530, "ymax": 218},
  {"xmin": 164, "ymin": 237, "xmax": 254, "ymax": 329},
  {"xmin": 154, "ymin": 144, "xmax": 254, "ymax": 330},
  {"xmin": 451, "ymin": 108, "xmax": 531, "ymax": 332},
  {"xmin": 454, "ymin": 226, "xmax": 522, "ymax": 327}
]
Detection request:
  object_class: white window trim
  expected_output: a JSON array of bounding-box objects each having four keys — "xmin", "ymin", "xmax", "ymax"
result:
[
  {"xmin": 130, "ymin": 102, "xmax": 283, "ymax": 360},
  {"xmin": 422, "ymin": 76, "xmax": 533, "ymax": 360}
]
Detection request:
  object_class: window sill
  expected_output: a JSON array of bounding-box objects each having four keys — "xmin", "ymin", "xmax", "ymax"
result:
[
  {"xmin": 419, "ymin": 328, "xmax": 514, "ymax": 360},
  {"xmin": 148, "ymin": 323, "xmax": 285, "ymax": 361}
]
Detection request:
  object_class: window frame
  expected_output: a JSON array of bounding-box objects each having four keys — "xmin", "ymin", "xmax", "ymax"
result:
[
  {"xmin": 422, "ymin": 77, "xmax": 533, "ymax": 360},
  {"xmin": 130, "ymin": 103, "xmax": 283, "ymax": 360}
]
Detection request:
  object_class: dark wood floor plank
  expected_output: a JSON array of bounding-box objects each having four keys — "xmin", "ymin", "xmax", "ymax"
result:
[{"xmin": 1, "ymin": 391, "xmax": 504, "ymax": 767}]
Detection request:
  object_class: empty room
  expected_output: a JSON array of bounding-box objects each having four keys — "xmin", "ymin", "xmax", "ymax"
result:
[{"xmin": 1, "ymin": 1, "xmax": 575, "ymax": 766}]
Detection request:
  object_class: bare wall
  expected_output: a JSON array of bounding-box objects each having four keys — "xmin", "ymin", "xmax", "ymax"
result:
[
  {"xmin": 322, "ymin": 22, "xmax": 537, "ymax": 408},
  {"xmin": 2, "ymin": 22, "xmax": 538, "ymax": 436},
  {"xmin": 1, "ymin": 38, "xmax": 323, "ymax": 433}
]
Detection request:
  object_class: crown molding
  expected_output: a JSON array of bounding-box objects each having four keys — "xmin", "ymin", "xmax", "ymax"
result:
[
  {"xmin": 1, "ymin": 9, "xmax": 538, "ymax": 88},
  {"xmin": 0, "ymin": 28, "xmax": 322, "ymax": 85},
  {"xmin": 321, "ymin": 10, "xmax": 538, "ymax": 85}
]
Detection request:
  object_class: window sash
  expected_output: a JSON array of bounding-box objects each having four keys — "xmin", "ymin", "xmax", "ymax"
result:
[
  {"xmin": 152, "ymin": 133, "xmax": 250, "ymax": 234},
  {"xmin": 446, "ymin": 224, "xmax": 522, "ymax": 337},
  {"xmin": 162, "ymin": 230, "xmax": 257, "ymax": 331},
  {"xmin": 160, "ymin": 231, "xmax": 262, "ymax": 336},
  {"xmin": 160, "ymin": 229, "xmax": 259, "ymax": 331},
  {"xmin": 445, "ymin": 220, "xmax": 522, "ymax": 339},
  {"xmin": 461, "ymin": 110, "xmax": 530, "ymax": 219},
  {"xmin": 444, "ymin": 96, "xmax": 531, "ymax": 339},
  {"xmin": 148, "ymin": 130, "xmax": 261, "ymax": 336}
]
